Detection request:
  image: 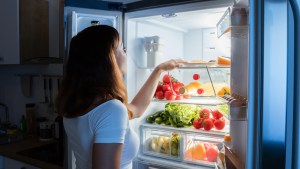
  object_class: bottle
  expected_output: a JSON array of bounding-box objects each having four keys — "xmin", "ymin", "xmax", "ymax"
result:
[
  {"xmin": 223, "ymin": 134, "xmax": 232, "ymax": 149},
  {"xmin": 179, "ymin": 81, "xmax": 202, "ymax": 95},
  {"xmin": 26, "ymin": 103, "xmax": 36, "ymax": 135},
  {"xmin": 20, "ymin": 115, "xmax": 27, "ymax": 133}
]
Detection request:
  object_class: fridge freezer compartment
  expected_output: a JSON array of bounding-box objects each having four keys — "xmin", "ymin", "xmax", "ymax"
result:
[
  {"xmin": 183, "ymin": 133, "xmax": 223, "ymax": 167},
  {"xmin": 141, "ymin": 128, "xmax": 181, "ymax": 161}
]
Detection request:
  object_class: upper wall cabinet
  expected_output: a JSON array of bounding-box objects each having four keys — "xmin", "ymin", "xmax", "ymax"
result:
[{"xmin": 0, "ymin": 0, "xmax": 64, "ymax": 65}]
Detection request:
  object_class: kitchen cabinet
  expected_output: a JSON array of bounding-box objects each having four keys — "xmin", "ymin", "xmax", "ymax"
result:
[
  {"xmin": 4, "ymin": 157, "xmax": 40, "ymax": 169},
  {"xmin": 0, "ymin": 0, "xmax": 64, "ymax": 64}
]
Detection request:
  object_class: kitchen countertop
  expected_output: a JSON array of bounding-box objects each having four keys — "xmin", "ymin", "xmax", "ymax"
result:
[{"xmin": 0, "ymin": 136, "xmax": 64, "ymax": 169}]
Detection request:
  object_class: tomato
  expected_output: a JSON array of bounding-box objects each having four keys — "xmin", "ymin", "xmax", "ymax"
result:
[
  {"xmin": 197, "ymin": 88, "xmax": 204, "ymax": 95},
  {"xmin": 214, "ymin": 118, "xmax": 225, "ymax": 130},
  {"xmin": 163, "ymin": 74, "xmax": 171, "ymax": 83},
  {"xmin": 162, "ymin": 84, "xmax": 170, "ymax": 91},
  {"xmin": 200, "ymin": 108, "xmax": 211, "ymax": 119},
  {"xmin": 165, "ymin": 90, "xmax": 176, "ymax": 100},
  {"xmin": 175, "ymin": 91, "xmax": 183, "ymax": 100},
  {"xmin": 193, "ymin": 117, "xmax": 203, "ymax": 129},
  {"xmin": 206, "ymin": 145, "xmax": 219, "ymax": 162},
  {"xmin": 212, "ymin": 109, "xmax": 223, "ymax": 119},
  {"xmin": 172, "ymin": 83, "xmax": 181, "ymax": 92},
  {"xmin": 156, "ymin": 85, "xmax": 163, "ymax": 92},
  {"xmin": 193, "ymin": 74, "xmax": 200, "ymax": 80},
  {"xmin": 203, "ymin": 119, "xmax": 214, "ymax": 131},
  {"xmin": 155, "ymin": 91, "xmax": 164, "ymax": 100}
]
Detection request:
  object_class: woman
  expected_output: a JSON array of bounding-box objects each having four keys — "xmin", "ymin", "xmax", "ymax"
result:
[{"xmin": 55, "ymin": 25, "xmax": 184, "ymax": 169}]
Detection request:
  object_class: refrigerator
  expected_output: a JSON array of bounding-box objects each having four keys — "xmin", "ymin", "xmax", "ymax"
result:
[{"xmin": 63, "ymin": 0, "xmax": 300, "ymax": 169}]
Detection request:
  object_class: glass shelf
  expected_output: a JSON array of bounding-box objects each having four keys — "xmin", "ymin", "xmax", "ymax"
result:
[{"xmin": 152, "ymin": 97, "xmax": 228, "ymax": 106}]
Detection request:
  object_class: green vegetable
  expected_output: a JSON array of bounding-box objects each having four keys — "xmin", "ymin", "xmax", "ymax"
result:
[
  {"xmin": 155, "ymin": 117, "xmax": 163, "ymax": 124},
  {"xmin": 165, "ymin": 103, "xmax": 200, "ymax": 127},
  {"xmin": 217, "ymin": 104, "xmax": 229, "ymax": 118},
  {"xmin": 146, "ymin": 117, "xmax": 154, "ymax": 123},
  {"xmin": 171, "ymin": 133, "xmax": 180, "ymax": 156}
]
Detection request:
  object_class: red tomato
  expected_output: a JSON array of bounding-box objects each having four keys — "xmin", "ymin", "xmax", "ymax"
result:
[
  {"xmin": 193, "ymin": 74, "xmax": 200, "ymax": 80},
  {"xmin": 156, "ymin": 85, "xmax": 163, "ymax": 92},
  {"xmin": 214, "ymin": 118, "xmax": 225, "ymax": 130},
  {"xmin": 193, "ymin": 117, "xmax": 203, "ymax": 129},
  {"xmin": 175, "ymin": 91, "xmax": 183, "ymax": 100},
  {"xmin": 212, "ymin": 109, "xmax": 223, "ymax": 119},
  {"xmin": 163, "ymin": 74, "xmax": 171, "ymax": 83},
  {"xmin": 206, "ymin": 145, "xmax": 219, "ymax": 162},
  {"xmin": 165, "ymin": 90, "xmax": 176, "ymax": 100},
  {"xmin": 162, "ymin": 84, "xmax": 170, "ymax": 91},
  {"xmin": 155, "ymin": 91, "xmax": 164, "ymax": 100},
  {"xmin": 200, "ymin": 108, "xmax": 211, "ymax": 119},
  {"xmin": 197, "ymin": 88, "xmax": 204, "ymax": 95},
  {"xmin": 172, "ymin": 83, "xmax": 181, "ymax": 92},
  {"xmin": 203, "ymin": 119, "xmax": 214, "ymax": 131}
]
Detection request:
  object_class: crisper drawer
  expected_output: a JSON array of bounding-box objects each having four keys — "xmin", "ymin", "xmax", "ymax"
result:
[
  {"xmin": 141, "ymin": 127, "xmax": 181, "ymax": 161},
  {"xmin": 183, "ymin": 133, "xmax": 223, "ymax": 166},
  {"xmin": 140, "ymin": 125, "xmax": 223, "ymax": 167}
]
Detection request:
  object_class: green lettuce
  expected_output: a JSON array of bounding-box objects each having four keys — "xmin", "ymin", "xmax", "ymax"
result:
[{"xmin": 165, "ymin": 103, "xmax": 201, "ymax": 127}]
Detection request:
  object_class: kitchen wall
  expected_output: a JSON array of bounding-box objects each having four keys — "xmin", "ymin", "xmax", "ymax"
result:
[{"xmin": 0, "ymin": 64, "xmax": 63, "ymax": 126}]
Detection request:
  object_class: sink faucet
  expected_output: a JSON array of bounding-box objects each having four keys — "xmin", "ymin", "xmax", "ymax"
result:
[{"xmin": 0, "ymin": 103, "xmax": 10, "ymax": 128}]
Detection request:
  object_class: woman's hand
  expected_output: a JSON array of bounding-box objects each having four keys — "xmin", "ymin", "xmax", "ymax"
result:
[{"xmin": 156, "ymin": 59, "xmax": 186, "ymax": 72}]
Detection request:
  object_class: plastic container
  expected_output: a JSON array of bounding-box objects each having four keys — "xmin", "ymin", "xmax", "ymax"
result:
[{"xmin": 141, "ymin": 127, "xmax": 181, "ymax": 160}]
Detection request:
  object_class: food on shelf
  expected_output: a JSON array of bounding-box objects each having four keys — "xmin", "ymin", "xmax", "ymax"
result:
[
  {"xmin": 212, "ymin": 109, "xmax": 223, "ymax": 119},
  {"xmin": 214, "ymin": 118, "xmax": 225, "ymax": 130},
  {"xmin": 148, "ymin": 134, "xmax": 180, "ymax": 157},
  {"xmin": 203, "ymin": 119, "xmax": 214, "ymax": 131},
  {"xmin": 217, "ymin": 104, "xmax": 229, "ymax": 118},
  {"xmin": 146, "ymin": 103, "xmax": 200, "ymax": 127},
  {"xmin": 217, "ymin": 56, "xmax": 231, "ymax": 65},
  {"xmin": 185, "ymin": 143, "xmax": 206, "ymax": 160},
  {"xmin": 154, "ymin": 74, "xmax": 185, "ymax": 100},
  {"xmin": 217, "ymin": 86, "xmax": 230, "ymax": 96},
  {"xmin": 184, "ymin": 142, "xmax": 219, "ymax": 162},
  {"xmin": 179, "ymin": 81, "xmax": 202, "ymax": 95},
  {"xmin": 197, "ymin": 88, "xmax": 204, "ymax": 95},
  {"xmin": 195, "ymin": 83, "xmax": 228, "ymax": 96},
  {"xmin": 192, "ymin": 108, "xmax": 227, "ymax": 131},
  {"xmin": 199, "ymin": 108, "xmax": 211, "ymax": 119},
  {"xmin": 206, "ymin": 145, "xmax": 219, "ymax": 162},
  {"xmin": 193, "ymin": 118, "xmax": 203, "ymax": 129},
  {"xmin": 193, "ymin": 74, "xmax": 200, "ymax": 80}
]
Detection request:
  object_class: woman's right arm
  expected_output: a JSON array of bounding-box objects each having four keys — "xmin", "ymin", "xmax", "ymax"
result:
[{"xmin": 92, "ymin": 143, "xmax": 123, "ymax": 169}]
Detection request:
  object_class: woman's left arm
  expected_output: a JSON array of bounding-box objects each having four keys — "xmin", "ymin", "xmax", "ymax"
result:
[{"xmin": 128, "ymin": 59, "xmax": 184, "ymax": 119}]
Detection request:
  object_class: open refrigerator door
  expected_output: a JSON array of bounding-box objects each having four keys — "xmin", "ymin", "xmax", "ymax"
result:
[{"xmin": 122, "ymin": 0, "xmax": 248, "ymax": 168}]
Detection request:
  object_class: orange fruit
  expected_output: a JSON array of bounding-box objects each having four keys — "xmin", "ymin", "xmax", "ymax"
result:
[{"xmin": 192, "ymin": 143, "xmax": 206, "ymax": 160}]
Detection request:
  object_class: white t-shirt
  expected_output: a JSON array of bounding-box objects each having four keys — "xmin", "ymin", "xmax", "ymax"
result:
[{"xmin": 64, "ymin": 99, "xmax": 139, "ymax": 169}]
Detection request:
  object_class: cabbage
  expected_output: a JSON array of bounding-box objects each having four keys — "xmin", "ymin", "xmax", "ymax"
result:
[{"xmin": 165, "ymin": 103, "xmax": 200, "ymax": 127}]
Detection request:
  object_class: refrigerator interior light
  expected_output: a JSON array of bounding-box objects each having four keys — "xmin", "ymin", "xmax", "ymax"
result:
[{"xmin": 161, "ymin": 13, "xmax": 177, "ymax": 18}]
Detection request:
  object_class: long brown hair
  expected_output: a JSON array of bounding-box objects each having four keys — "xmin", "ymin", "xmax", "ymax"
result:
[{"xmin": 55, "ymin": 25, "xmax": 131, "ymax": 118}]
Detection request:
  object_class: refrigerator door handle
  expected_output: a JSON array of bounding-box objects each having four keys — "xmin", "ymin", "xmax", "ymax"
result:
[{"xmin": 286, "ymin": 0, "xmax": 300, "ymax": 168}]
